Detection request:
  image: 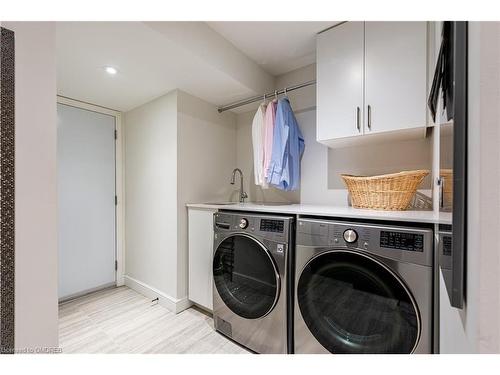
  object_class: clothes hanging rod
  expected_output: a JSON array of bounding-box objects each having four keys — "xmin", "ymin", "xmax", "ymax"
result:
[{"xmin": 217, "ymin": 79, "xmax": 316, "ymax": 113}]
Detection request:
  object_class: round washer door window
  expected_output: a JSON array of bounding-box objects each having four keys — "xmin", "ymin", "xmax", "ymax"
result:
[
  {"xmin": 297, "ymin": 250, "xmax": 419, "ymax": 354},
  {"xmin": 213, "ymin": 235, "xmax": 280, "ymax": 319}
]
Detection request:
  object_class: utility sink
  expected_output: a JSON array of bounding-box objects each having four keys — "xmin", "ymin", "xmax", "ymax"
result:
[
  {"xmin": 203, "ymin": 202, "xmax": 292, "ymax": 206},
  {"xmin": 203, "ymin": 202, "xmax": 237, "ymax": 205},
  {"xmin": 252, "ymin": 202, "xmax": 292, "ymax": 206}
]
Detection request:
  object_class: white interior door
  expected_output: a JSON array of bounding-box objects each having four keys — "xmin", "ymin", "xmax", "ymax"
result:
[{"xmin": 57, "ymin": 103, "xmax": 116, "ymax": 299}]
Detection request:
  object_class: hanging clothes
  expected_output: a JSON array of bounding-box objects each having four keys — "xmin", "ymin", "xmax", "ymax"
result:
[
  {"xmin": 251, "ymin": 103, "xmax": 267, "ymax": 187},
  {"xmin": 263, "ymin": 99, "xmax": 277, "ymax": 183},
  {"xmin": 267, "ymin": 98, "xmax": 305, "ymax": 191}
]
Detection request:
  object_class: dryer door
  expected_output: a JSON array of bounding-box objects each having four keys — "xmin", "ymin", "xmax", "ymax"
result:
[
  {"xmin": 297, "ymin": 250, "xmax": 420, "ymax": 354},
  {"xmin": 213, "ymin": 234, "xmax": 280, "ymax": 319}
]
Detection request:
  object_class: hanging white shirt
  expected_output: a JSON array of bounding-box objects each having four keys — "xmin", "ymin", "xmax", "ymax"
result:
[{"xmin": 251, "ymin": 104, "xmax": 267, "ymax": 187}]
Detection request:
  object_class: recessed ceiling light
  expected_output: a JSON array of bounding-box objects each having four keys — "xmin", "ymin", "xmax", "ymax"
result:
[{"xmin": 105, "ymin": 66, "xmax": 118, "ymax": 75}]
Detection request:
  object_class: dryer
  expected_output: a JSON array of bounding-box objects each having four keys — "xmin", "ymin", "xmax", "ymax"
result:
[
  {"xmin": 294, "ymin": 218, "xmax": 433, "ymax": 354},
  {"xmin": 212, "ymin": 211, "xmax": 294, "ymax": 354}
]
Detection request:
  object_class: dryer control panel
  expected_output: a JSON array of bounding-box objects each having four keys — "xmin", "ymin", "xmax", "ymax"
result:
[
  {"xmin": 296, "ymin": 219, "xmax": 433, "ymax": 267},
  {"xmin": 380, "ymin": 231, "xmax": 424, "ymax": 252}
]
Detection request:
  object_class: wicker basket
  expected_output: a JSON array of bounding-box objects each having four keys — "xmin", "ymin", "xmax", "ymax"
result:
[
  {"xmin": 440, "ymin": 169, "xmax": 453, "ymax": 209},
  {"xmin": 341, "ymin": 170, "xmax": 429, "ymax": 211}
]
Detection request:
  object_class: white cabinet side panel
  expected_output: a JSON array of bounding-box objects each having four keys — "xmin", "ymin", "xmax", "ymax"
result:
[{"xmin": 188, "ymin": 209, "xmax": 215, "ymax": 310}]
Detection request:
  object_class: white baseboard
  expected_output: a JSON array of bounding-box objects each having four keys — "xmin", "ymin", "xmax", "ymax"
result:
[
  {"xmin": 116, "ymin": 275, "xmax": 125, "ymax": 287},
  {"xmin": 124, "ymin": 275, "xmax": 192, "ymax": 314}
]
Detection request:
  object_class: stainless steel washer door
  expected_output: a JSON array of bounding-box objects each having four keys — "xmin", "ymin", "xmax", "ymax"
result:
[
  {"xmin": 297, "ymin": 250, "xmax": 420, "ymax": 354},
  {"xmin": 213, "ymin": 234, "xmax": 280, "ymax": 320}
]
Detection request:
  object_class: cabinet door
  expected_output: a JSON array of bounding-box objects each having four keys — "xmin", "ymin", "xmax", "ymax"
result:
[
  {"xmin": 364, "ymin": 22, "xmax": 427, "ymax": 134},
  {"xmin": 188, "ymin": 208, "xmax": 215, "ymax": 310},
  {"xmin": 317, "ymin": 22, "xmax": 364, "ymax": 142}
]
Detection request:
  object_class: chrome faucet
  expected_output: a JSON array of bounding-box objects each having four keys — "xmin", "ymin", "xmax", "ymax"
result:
[{"xmin": 230, "ymin": 168, "xmax": 248, "ymax": 203}]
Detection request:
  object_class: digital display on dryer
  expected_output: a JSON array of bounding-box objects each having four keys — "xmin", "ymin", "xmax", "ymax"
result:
[
  {"xmin": 442, "ymin": 235, "xmax": 452, "ymax": 256},
  {"xmin": 260, "ymin": 219, "xmax": 284, "ymax": 233},
  {"xmin": 380, "ymin": 231, "xmax": 424, "ymax": 252}
]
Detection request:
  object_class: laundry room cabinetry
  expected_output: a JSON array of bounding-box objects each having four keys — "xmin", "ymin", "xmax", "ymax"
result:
[
  {"xmin": 188, "ymin": 207, "xmax": 215, "ymax": 311},
  {"xmin": 317, "ymin": 21, "xmax": 428, "ymax": 147},
  {"xmin": 317, "ymin": 21, "xmax": 365, "ymax": 141}
]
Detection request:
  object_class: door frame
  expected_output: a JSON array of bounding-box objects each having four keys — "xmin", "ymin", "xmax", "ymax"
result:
[{"xmin": 57, "ymin": 95, "xmax": 125, "ymax": 287}]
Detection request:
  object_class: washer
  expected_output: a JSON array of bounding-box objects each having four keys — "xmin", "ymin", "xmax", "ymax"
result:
[
  {"xmin": 212, "ymin": 211, "xmax": 294, "ymax": 354},
  {"xmin": 294, "ymin": 218, "xmax": 433, "ymax": 354}
]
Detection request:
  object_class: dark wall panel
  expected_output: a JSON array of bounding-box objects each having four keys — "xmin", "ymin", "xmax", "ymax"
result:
[{"xmin": 0, "ymin": 26, "xmax": 15, "ymax": 354}]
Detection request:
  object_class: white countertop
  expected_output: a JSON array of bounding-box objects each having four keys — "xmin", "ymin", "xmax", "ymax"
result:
[{"xmin": 186, "ymin": 202, "xmax": 452, "ymax": 225}]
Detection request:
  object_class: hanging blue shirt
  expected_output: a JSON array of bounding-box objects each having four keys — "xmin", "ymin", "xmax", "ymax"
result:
[{"xmin": 267, "ymin": 98, "xmax": 305, "ymax": 191}]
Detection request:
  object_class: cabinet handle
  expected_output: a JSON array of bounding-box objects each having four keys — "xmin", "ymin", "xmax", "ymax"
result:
[
  {"xmin": 356, "ymin": 106, "xmax": 361, "ymax": 132},
  {"xmin": 367, "ymin": 105, "xmax": 372, "ymax": 130},
  {"xmin": 439, "ymin": 177, "xmax": 445, "ymax": 209}
]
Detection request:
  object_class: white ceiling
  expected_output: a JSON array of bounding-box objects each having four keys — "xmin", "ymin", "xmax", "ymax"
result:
[
  {"xmin": 207, "ymin": 21, "xmax": 338, "ymax": 75},
  {"xmin": 56, "ymin": 21, "xmax": 337, "ymax": 112}
]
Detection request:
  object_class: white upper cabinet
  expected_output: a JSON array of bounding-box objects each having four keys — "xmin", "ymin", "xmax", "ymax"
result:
[
  {"xmin": 364, "ymin": 22, "xmax": 427, "ymax": 134},
  {"xmin": 317, "ymin": 22, "xmax": 428, "ymax": 147},
  {"xmin": 317, "ymin": 21, "xmax": 364, "ymax": 141}
]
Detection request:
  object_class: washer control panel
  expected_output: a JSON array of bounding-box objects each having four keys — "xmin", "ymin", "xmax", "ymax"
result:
[
  {"xmin": 214, "ymin": 212, "xmax": 293, "ymax": 242},
  {"xmin": 343, "ymin": 229, "xmax": 358, "ymax": 243},
  {"xmin": 238, "ymin": 218, "xmax": 249, "ymax": 229},
  {"xmin": 260, "ymin": 219, "xmax": 284, "ymax": 233}
]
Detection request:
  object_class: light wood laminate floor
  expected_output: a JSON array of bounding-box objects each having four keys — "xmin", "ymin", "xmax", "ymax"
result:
[{"xmin": 58, "ymin": 286, "xmax": 249, "ymax": 354}]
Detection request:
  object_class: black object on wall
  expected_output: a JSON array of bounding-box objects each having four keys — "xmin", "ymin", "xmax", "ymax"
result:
[
  {"xmin": 430, "ymin": 22, "xmax": 468, "ymax": 310},
  {"xmin": 450, "ymin": 21, "xmax": 468, "ymax": 310},
  {"xmin": 0, "ymin": 26, "xmax": 15, "ymax": 353},
  {"xmin": 428, "ymin": 22, "xmax": 455, "ymax": 122}
]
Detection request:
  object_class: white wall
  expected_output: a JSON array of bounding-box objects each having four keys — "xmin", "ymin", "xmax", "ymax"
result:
[
  {"xmin": 275, "ymin": 63, "xmax": 317, "ymax": 112},
  {"xmin": 1, "ymin": 22, "xmax": 59, "ymax": 350},
  {"xmin": 439, "ymin": 21, "xmax": 500, "ymax": 354},
  {"xmin": 124, "ymin": 89, "xmax": 237, "ymax": 308},
  {"xmin": 124, "ymin": 91, "xmax": 179, "ymax": 301},
  {"xmin": 327, "ymin": 137, "xmax": 433, "ymax": 189},
  {"xmin": 177, "ymin": 90, "xmax": 236, "ymax": 298},
  {"xmin": 145, "ymin": 22, "xmax": 275, "ymax": 97},
  {"xmin": 298, "ymin": 109, "xmax": 348, "ymax": 204},
  {"xmin": 475, "ymin": 22, "xmax": 500, "ymax": 354},
  {"xmin": 235, "ymin": 63, "xmax": 433, "ymax": 205}
]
